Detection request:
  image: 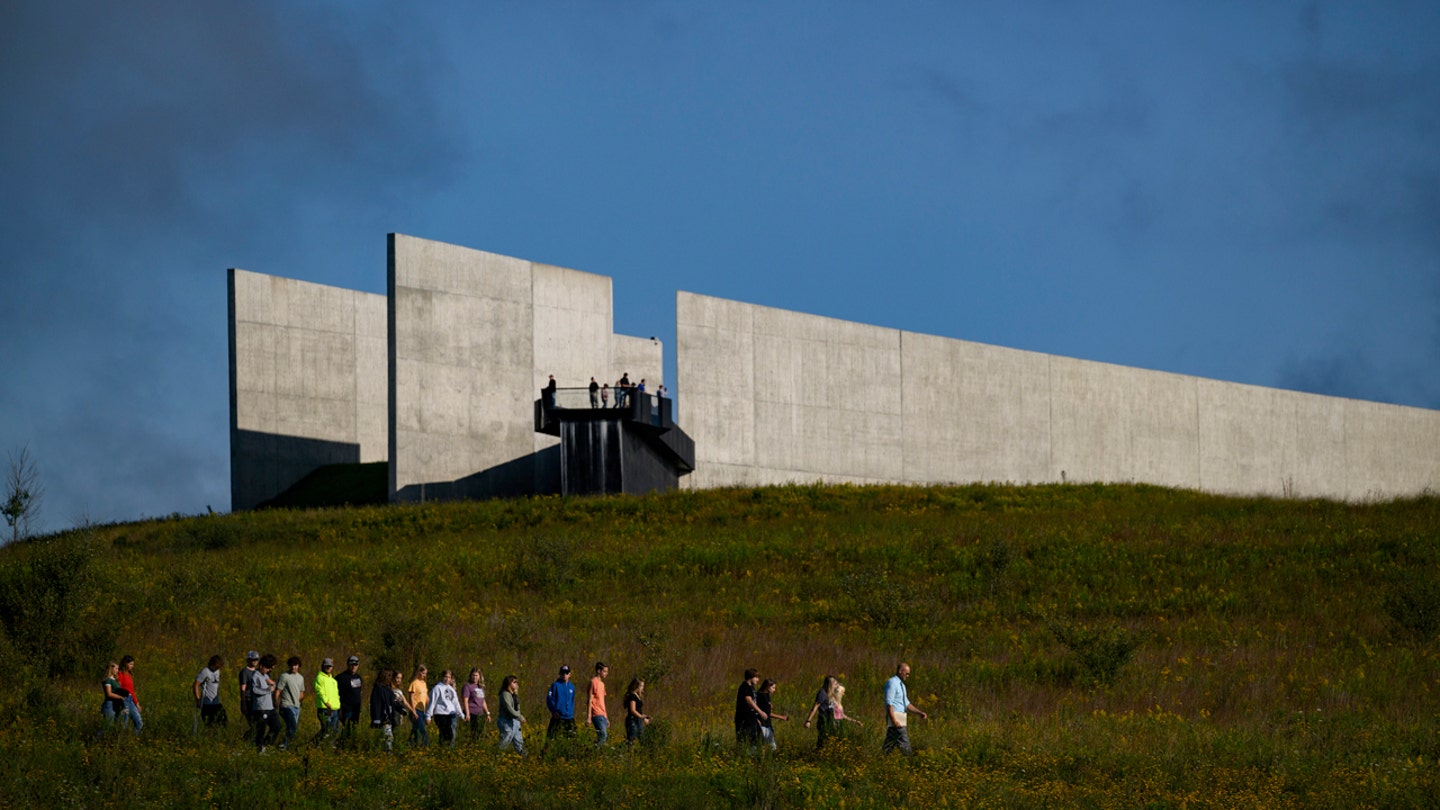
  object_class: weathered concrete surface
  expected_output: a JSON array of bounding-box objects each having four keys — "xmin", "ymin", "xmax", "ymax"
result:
[
  {"xmin": 677, "ymin": 291, "xmax": 1440, "ymax": 500},
  {"xmin": 228, "ymin": 269, "xmax": 387, "ymax": 510},
  {"xmin": 388, "ymin": 234, "xmax": 659, "ymax": 502}
]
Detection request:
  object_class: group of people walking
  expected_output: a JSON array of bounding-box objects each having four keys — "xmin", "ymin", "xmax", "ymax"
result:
[
  {"xmin": 734, "ymin": 663, "xmax": 927, "ymax": 755},
  {"xmin": 101, "ymin": 654, "xmax": 653, "ymax": 756},
  {"xmin": 103, "ymin": 653, "xmax": 926, "ymax": 757}
]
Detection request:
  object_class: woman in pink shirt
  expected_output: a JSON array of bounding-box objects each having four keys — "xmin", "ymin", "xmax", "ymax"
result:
[{"xmin": 462, "ymin": 668, "xmax": 490, "ymax": 743}]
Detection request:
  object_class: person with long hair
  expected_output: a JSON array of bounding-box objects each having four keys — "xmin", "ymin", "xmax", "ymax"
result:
[
  {"xmin": 803, "ymin": 674, "xmax": 839, "ymax": 749},
  {"xmin": 101, "ymin": 662, "xmax": 126, "ymax": 728},
  {"xmin": 831, "ymin": 683, "xmax": 863, "ymax": 732},
  {"xmin": 116, "ymin": 655, "xmax": 143, "ymax": 733},
  {"xmin": 393, "ymin": 670, "xmax": 417, "ymax": 750},
  {"xmin": 408, "ymin": 666, "xmax": 430, "ymax": 748},
  {"xmin": 462, "ymin": 668, "xmax": 490, "ymax": 743},
  {"xmin": 756, "ymin": 679, "xmax": 789, "ymax": 750},
  {"xmin": 370, "ymin": 667, "xmax": 396, "ymax": 752},
  {"xmin": 497, "ymin": 675, "xmax": 526, "ymax": 755},
  {"xmin": 428, "ymin": 669, "xmax": 466, "ymax": 747},
  {"xmin": 623, "ymin": 678, "xmax": 650, "ymax": 745}
]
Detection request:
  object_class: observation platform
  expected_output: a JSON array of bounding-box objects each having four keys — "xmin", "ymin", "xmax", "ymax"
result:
[{"xmin": 535, "ymin": 387, "xmax": 695, "ymax": 497}]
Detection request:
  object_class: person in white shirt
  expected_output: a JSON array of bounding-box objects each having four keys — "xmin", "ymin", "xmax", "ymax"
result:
[{"xmin": 428, "ymin": 669, "xmax": 468, "ymax": 747}]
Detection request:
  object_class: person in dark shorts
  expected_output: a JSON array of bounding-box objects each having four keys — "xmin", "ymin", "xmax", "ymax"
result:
[{"xmin": 194, "ymin": 655, "xmax": 227, "ymax": 728}]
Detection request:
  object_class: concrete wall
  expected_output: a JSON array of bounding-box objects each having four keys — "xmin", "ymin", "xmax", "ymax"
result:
[
  {"xmin": 388, "ymin": 234, "xmax": 659, "ymax": 502},
  {"xmin": 677, "ymin": 291, "xmax": 1440, "ymax": 500},
  {"xmin": 228, "ymin": 268, "xmax": 387, "ymax": 510}
]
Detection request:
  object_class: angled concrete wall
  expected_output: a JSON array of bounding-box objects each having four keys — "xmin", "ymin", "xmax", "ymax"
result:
[
  {"xmin": 677, "ymin": 291, "xmax": 1440, "ymax": 500},
  {"xmin": 388, "ymin": 234, "xmax": 661, "ymax": 502},
  {"xmin": 228, "ymin": 269, "xmax": 387, "ymax": 510}
]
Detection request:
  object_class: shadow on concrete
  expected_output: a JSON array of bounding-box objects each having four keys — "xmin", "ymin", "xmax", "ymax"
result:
[
  {"xmin": 259, "ymin": 462, "xmax": 388, "ymax": 509},
  {"xmin": 231, "ymin": 430, "xmax": 366, "ymax": 511},
  {"xmin": 392, "ymin": 446, "xmax": 562, "ymax": 504}
]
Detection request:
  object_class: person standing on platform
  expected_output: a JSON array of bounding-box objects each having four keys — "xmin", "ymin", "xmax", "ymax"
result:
[{"xmin": 589, "ymin": 377, "xmax": 600, "ymax": 408}]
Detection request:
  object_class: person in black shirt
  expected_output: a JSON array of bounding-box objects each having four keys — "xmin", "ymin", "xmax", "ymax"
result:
[
  {"xmin": 623, "ymin": 678, "xmax": 649, "ymax": 744},
  {"xmin": 337, "ymin": 655, "xmax": 364, "ymax": 742},
  {"xmin": 733, "ymin": 668, "xmax": 765, "ymax": 747},
  {"xmin": 756, "ymin": 678, "xmax": 789, "ymax": 750}
]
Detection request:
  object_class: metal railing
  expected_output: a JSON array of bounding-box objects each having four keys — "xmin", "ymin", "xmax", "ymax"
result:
[{"xmin": 540, "ymin": 386, "xmax": 661, "ymax": 413}]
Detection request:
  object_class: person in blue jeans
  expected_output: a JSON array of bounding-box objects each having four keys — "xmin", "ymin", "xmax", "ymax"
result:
[
  {"xmin": 277, "ymin": 656, "xmax": 307, "ymax": 749},
  {"xmin": 117, "ymin": 655, "xmax": 144, "ymax": 733}
]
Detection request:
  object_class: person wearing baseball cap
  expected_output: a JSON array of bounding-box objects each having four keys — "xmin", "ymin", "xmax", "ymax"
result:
[
  {"xmin": 311, "ymin": 657, "xmax": 341, "ymax": 745},
  {"xmin": 239, "ymin": 651, "xmax": 260, "ymax": 743},
  {"xmin": 544, "ymin": 664, "xmax": 576, "ymax": 750},
  {"xmin": 336, "ymin": 655, "xmax": 364, "ymax": 742}
]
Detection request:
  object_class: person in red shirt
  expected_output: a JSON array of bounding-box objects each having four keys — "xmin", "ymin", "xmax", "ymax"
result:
[{"xmin": 117, "ymin": 655, "xmax": 143, "ymax": 733}]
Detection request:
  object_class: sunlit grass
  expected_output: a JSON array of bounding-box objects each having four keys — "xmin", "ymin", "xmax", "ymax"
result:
[{"xmin": 1, "ymin": 483, "xmax": 1437, "ymax": 807}]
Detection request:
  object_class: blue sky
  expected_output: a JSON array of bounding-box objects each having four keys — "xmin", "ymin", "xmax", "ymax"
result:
[{"xmin": 2, "ymin": 1, "xmax": 1437, "ymax": 532}]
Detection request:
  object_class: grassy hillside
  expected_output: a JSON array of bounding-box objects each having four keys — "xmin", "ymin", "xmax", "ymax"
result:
[{"xmin": 0, "ymin": 483, "xmax": 1436, "ymax": 808}]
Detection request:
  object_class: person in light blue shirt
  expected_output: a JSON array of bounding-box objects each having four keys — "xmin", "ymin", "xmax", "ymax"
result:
[{"xmin": 882, "ymin": 662, "xmax": 928, "ymax": 756}]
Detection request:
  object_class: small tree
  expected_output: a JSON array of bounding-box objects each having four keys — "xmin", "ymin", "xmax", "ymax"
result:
[{"xmin": 2, "ymin": 446, "xmax": 44, "ymax": 544}]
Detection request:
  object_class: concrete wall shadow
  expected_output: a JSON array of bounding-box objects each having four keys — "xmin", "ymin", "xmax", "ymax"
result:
[
  {"xmin": 231, "ymin": 429, "xmax": 362, "ymax": 511},
  {"xmin": 393, "ymin": 445, "xmax": 561, "ymax": 503}
]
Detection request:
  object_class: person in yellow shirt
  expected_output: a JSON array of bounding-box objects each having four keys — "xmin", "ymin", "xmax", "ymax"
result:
[
  {"xmin": 587, "ymin": 662, "xmax": 610, "ymax": 745},
  {"xmin": 408, "ymin": 666, "xmax": 430, "ymax": 747},
  {"xmin": 311, "ymin": 657, "xmax": 341, "ymax": 745}
]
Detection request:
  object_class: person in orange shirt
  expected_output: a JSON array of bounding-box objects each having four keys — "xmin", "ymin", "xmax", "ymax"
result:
[
  {"xmin": 587, "ymin": 661, "xmax": 610, "ymax": 745},
  {"xmin": 408, "ymin": 666, "xmax": 430, "ymax": 748}
]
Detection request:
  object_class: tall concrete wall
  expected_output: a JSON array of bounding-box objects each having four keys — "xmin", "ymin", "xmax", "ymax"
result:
[
  {"xmin": 228, "ymin": 269, "xmax": 387, "ymax": 510},
  {"xmin": 677, "ymin": 291, "xmax": 1440, "ymax": 500},
  {"xmin": 388, "ymin": 234, "xmax": 660, "ymax": 502}
]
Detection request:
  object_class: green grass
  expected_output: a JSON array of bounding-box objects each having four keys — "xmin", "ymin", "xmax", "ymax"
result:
[{"xmin": 1, "ymin": 483, "xmax": 1437, "ymax": 807}]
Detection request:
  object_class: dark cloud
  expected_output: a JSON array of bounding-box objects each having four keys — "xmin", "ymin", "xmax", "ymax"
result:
[{"xmin": 0, "ymin": 0, "xmax": 460, "ymax": 531}]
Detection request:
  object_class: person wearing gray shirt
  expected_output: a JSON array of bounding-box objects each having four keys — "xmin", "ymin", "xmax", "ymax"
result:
[
  {"xmin": 277, "ymin": 656, "xmax": 307, "ymax": 750},
  {"xmin": 193, "ymin": 655, "xmax": 227, "ymax": 729},
  {"xmin": 250, "ymin": 654, "xmax": 282, "ymax": 753}
]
